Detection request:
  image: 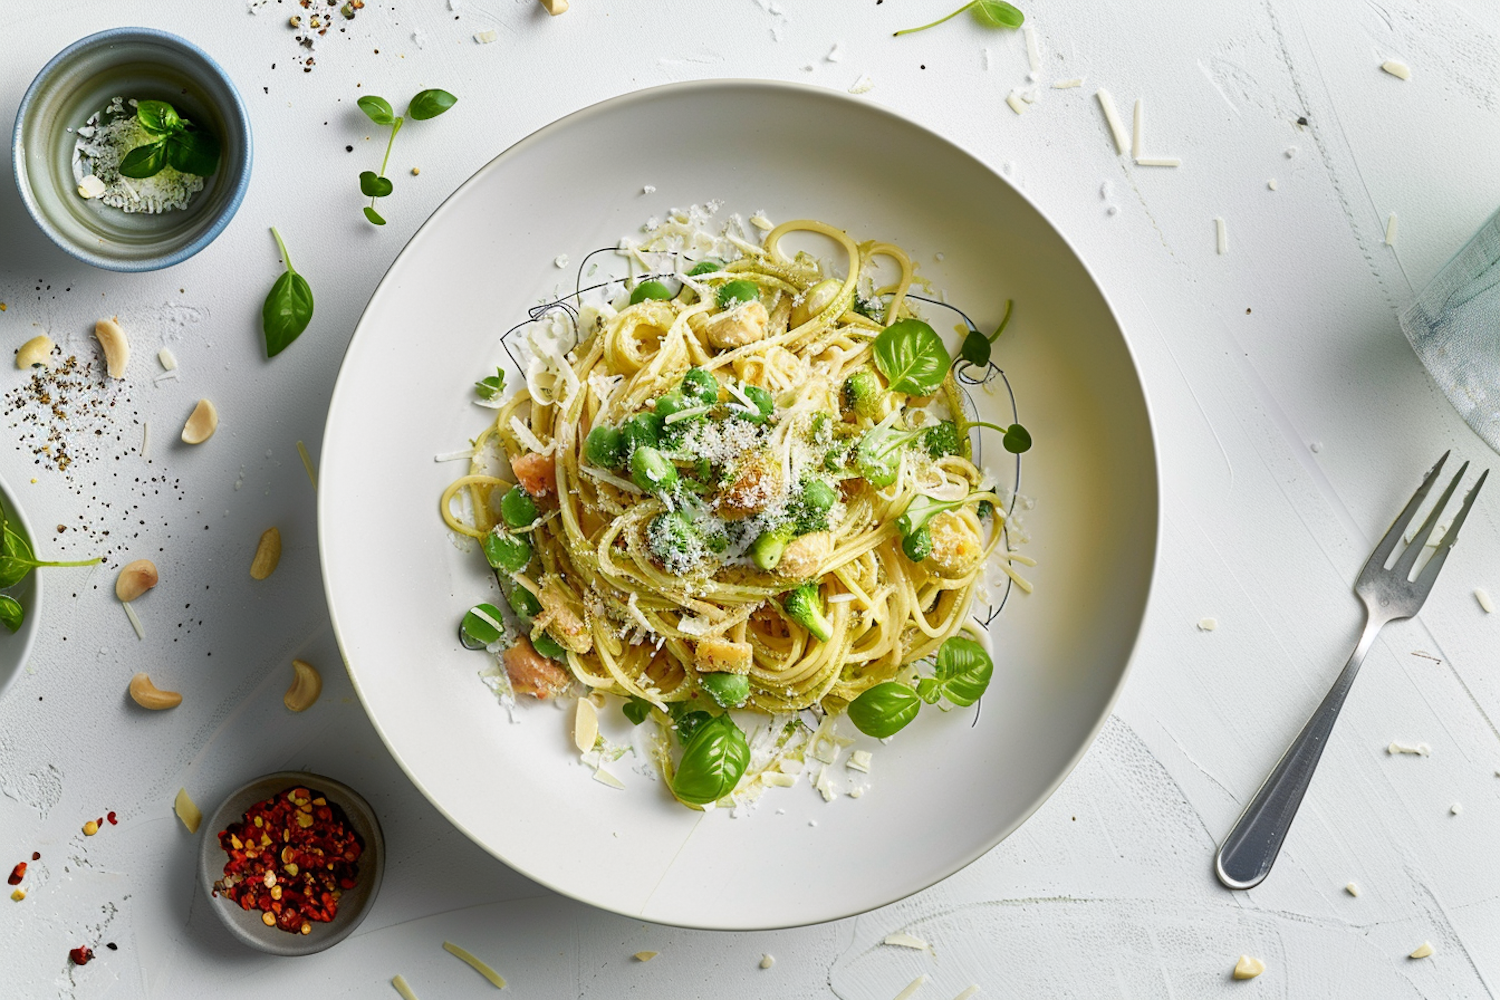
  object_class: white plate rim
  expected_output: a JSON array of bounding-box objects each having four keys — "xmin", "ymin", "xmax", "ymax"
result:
[{"xmin": 318, "ymin": 78, "xmax": 1162, "ymax": 930}]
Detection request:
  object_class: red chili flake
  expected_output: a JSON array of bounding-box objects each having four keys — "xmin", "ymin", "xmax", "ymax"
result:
[
  {"xmin": 213, "ymin": 786, "xmax": 363, "ymax": 934},
  {"xmin": 31, "ymin": 852, "xmax": 40, "ymax": 861},
  {"xmin": 106, "ymin": 812, "xmax": 118, "ymax": 826},
  {"xmin": 68, "ymin": 946, "xmax": 93, "ymax": 966},
  {"xmin": 7, "ymin": 862, "xmax": 26, "ymax": 885}
]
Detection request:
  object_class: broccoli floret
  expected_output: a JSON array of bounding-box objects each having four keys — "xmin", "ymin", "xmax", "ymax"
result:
[
  {"xmin": 842, "ymin": 368, "xmax": 883, "ymax": 421},
  {"xmin": 921, "ymin": 420, "xmax": 962, "ymax": 459},
  {"xmin": 699, "ymin": 672, "xmax": 751, "ymax": 708},
  {"xmin": 782, "ymin": 582, "xmax": 833, "ymax": 642},
  {"xmin": 647, "ymin": 510, "xmax": 703, "ymax": 573}
]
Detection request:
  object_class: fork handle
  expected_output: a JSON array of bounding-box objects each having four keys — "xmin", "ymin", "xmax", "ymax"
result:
[{"xmin": 1214, "ymin": 613, "xmax": 1386, "ymax": 890}]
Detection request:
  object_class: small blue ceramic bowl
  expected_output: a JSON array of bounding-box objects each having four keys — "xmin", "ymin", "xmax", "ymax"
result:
[{"xmin": 13, "ymin": 28, "xmax": 252, "ymax": 272}]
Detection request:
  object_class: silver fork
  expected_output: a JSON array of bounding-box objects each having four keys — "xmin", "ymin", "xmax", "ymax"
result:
[{"xmin": 1214, "ymin": 451, "xmax": 1488, "ymax": 890}]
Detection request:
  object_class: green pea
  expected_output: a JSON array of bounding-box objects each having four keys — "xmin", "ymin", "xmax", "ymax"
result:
[
  {"xmin": 509, "ymin": 585, "xmax": 543, "ymax": 619},
  {"xmin": 482, "ymin": 530, "xmax": 532, "ymax": 573},
  {"xmin": 741, "ymin": 385, "xmax": 775, "ymax": 424},
  {"xmin": 688, "ymin": 259, "xmax": 724, "ymax": 276},
  {"xmin": 699, "ymin": 672, "xmax": 751, "ymax": 708},
  {"xmin": 630, "ymin": 446, "xmax": 679, "ymax": 492},
  {"xmin": 629, "ymin": 279, "xmax": 674, "ymax": 304},
  {"xmin": 584, "ymin": 425, "xmax": 625, "ymax": 468},
  {"xmin": 681, "ymin": 367, "xmax": 719, "ymax": 404},
  {"xmin": 802, "ymin": 478, "xmax": 837, "ymax": 513},
  {"xmin": 901, "ymin": 524, "xmax": 933, "ymax": 562},
  {"xmin": 749, "ymin": 527, "xmax": 792, "ymax": 570},
  {"xmin": 654, "ymin": 391, "xmax": 694, "ymax": 421},
  {"xmin": 717, "ymin": 280, "xmax": 760, "ymax": 310},
  {"xmin": 624, "ymin": 411, "xmax": 664, "ymax": 453},
  {"xmin": 532, "ymin": 630, "xmax": 568, "ymax": 661},
  {"xmin": 500, "ymin": 486, "xmax": 539, "ymax": 528}
]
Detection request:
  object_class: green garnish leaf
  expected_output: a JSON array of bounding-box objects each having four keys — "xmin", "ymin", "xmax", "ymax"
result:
[
  {"xmin": 717, "ymin": 280, "xmax": 760, "ymax": 310},
  {"xmin": 873, "ymin": 319, "xmax": 951, "ymax": 396},
  {"xmin": 673, "ymin": 709, "xmax": 713, "ymax": 744},
  {"xmin": 959, "ymin": 299, "xmax": 1014, "ymax": 368},
  {"xmin": 847, "ymin": 681, "xmax": 922, "ymax": 738},
  {"xmin": 623, "ymin": 696, "xmax": 653, "ymax": 726},
  {"xmin": 460, "ymin": 603, "xmax": 505, "ymax": 648},
  {"xmin": 262, "ymin": 227, "xmax": 315, "ymax": 358},
  {"xmin": 117, "ymin": 140, "xmax": 168, "ymax": 179},
  {"xmin": 165, "ymin": 130, "xmax": 220, "ymax": 177},
  {"xmin": 531, "ymin": 630, "xmax": 568, "ymax": 660},
  {"xmin": 1002, "ymin": 423, "xmax": 1032, "ymax": 453},
  {"xmin": 359, "ymin": 170, "xmax": 394, "ymax": 198},
  {"xmin": 672, "ymin": 713, "xmax": 751, "ymax": 805},
  {"xmin": 0, "ymin": 521, "xmax": 101, "ymax": 589},
  {"xmin": 475, "ymin": 367, "xmax": 507, "ymax": 400},
  {"xmin": 357, "ymin": 95, "xmax": 397, "ymax": 126},
  {"xmin": 0, "ymin": 595, "xmax": 22, "ymax": 634},
  {"xmin": 363, "ymin": 206, "xmax": 387, "ymax": 226},
  {"xmin": 915, "ymin": 676, "xmax": 943, "ymax": 705},
  {"xmin": 894, "ymin": 0, "xmax": 1024, "ymax": 36},
  {"xmin": 407, "ymin": 89, "xmax": 458, "ymax": 121},
  {"xmin": 135, "ymin": 99, "xmax": 183, "ymax": 135},
  {"xmin": 933, "ymin": 635, "xmax": 993, "ymax": 706}
]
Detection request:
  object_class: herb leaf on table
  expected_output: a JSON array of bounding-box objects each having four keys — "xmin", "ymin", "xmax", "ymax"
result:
[
  {"xmin": 894, "ymin": 0, "xmax": 1024, "ymax": 37},
  {"xmin": 262, "ymin": 227, "xmax": 315, "ymax": 358},
  {"xmin": 357, "ymin": 88, "xmax": 458, "ymax": 225}
]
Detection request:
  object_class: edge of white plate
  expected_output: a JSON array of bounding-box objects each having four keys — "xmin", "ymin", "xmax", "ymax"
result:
[{"xmin": 318, "ymin": 78, "xmax": 1162, "ymax": 930}]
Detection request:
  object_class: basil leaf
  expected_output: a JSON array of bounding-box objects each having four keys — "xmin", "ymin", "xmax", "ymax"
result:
[
  {"xmin": 672, "ymin": 713, "xmax": 751, "ymax": 805},
  {"xmin": 0, "ymin": 595, "xmax": 21, "ymax": 634},
  {"xmin": 972, "ymin": 0, "xmax": 1025, "ymax": 27},
  {"xmin": 673, "ymin": 709, "xmax": 712, "ymax": 744},
  {"xmin": 359, "ymin": 170, "xmax": 394, "ymax": 198},
  {"xmin": 847, "ymin": 681, "xmax": 922, "ymax": 738},
  {"xmin": 165, "ymin": 130, "xmax": 220, "ymax": 177},
  {"xmin": 935, "ymin": 636, "xmax": 993, "ymax": 706},
  {"xmin": 915, "ymin": 676, "xmax": 943, "ymax": 705},
  {"xmin": 117, "ymin": 141, "xmax": 168, "ymax": 179},
  {"xmin": 873, "ymin": 319, "xmax": 951, "ymax": 396},
  {"xmin": 460, "ymin": 603, "xmax": 505, "ymax": 648},
  {"xmin": 623, "ymin": 696, "xmax": 652, "ymax": 726},
  {"xmin": 475, "ymin": 368, "xmax": 506, "ymax": 400},
  {"xmin": 263, "ymin": 273, "xmax": 314, "ymax": 358},
  {"xmin": 0, "ymin": 525, "xmax": 99, "ymax": 587},
  {"xmin": 135, "ymin": 99, "xmax": 182, "ymax": 135},
  {"xmin": 364, "ymin": 205, "xmax": 387, "ymax": 226},
  {"xmin": 357, "ymin": 95, "xmax": 397, "ymax": 126},
  {"xmin": 1002, "ymin": 423, "xmax": 1032, "ymax": 454},
  {"xmin": 407, "ymin": 88, "xmax": 457, "ymax": 121}
]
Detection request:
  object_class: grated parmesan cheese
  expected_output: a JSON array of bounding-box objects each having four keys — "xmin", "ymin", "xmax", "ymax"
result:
[
  {"xmin": 1387, "ymin": 741, "xmax": 1430, "ymax": 756},
  {"xmin": 892, "ymin": 974, "xmax": 929, "ymax": 1000},
  {"xmin": 141, "ymin": 421, "xmax": 151, "ymax": 460},
  {"xmin": 593, "ymin": 769, "xmax": 625, "ymax": 789},
  {"xmin": 1135, "ymin": 156, "xmax": 1181, "ymax": 167},
  {"xmin": 473, "ymin": 28, "xmax": 498, "ymax": 43},
  {"xmin": 848, "ymin": 749, "xmax": 872, "ymax": 773},
  {"xmin": 1476, "ymin": 588, "xmax": 1494, "ymax": 613},
  {"xmin": 1005, "ymin": 91, "xmax": 1028, "ymax": 116},
  {"xmin": 434, "ymin": 448, "xmax": 475, "ymax": 463},
  {"xmin": 1131, "ymin": 98, "xmax": 1144, "ymax": 160},
  {"xmin": 1023, "ymin": 23, "xmax": 1040, "ymax": 74},
  {"xmin": 1197, "ymin": 617, "xmax": 1218, "ymax": 631},
  {"xmin": 1381, "ymin": 59, "xmax": 1412, "ymax": 81},
  {"xmin": 1385, "ymin": 212, "xmax": 1398, "ymax": 247},
  {"xmin": 1410, "ymin": 941, "xmax": 1435, "ymax": 959},
  {"xmin": 123, "ymin": 601, "xmax": 145, "ymax": 639},
  {"xmin": 849, "ymin": 75, "xmax": 874, "ymax": 95},
  {"xmin": 297, "ymin": 440, "xmax": 318, "ymax": 489},
  {"xmin": 1215, "ymin": 217, "xmax": 1228, "ymax": 255},
  {"xmin": 883, "ymin": 933, "xmax": 929, "ymax": 950},
  {"xmin": 1052, "ymin": 78, "xmax": 1083, "ymax": 88},
  {"xmin": 1346, "ymin": 881, "xmax": 1360, "ymax": 896},
  {"xmin": 442, "ymin": 941, "xmax": 507, "ymax": 988},
  {"xmin": 1095, "ymin": 88, "xmax": 1129, "ymax": 154},
  {"xmin": 951, "ymin": 989, "xmax": 980, "ymax": 1000},
  {"xmin": 1451, "ymin": 802, "xmax": 1463, "ymax": 815},
  {"xmin": 762, "ymin": 772, "xmax": 798, "ymax": 787},
  {"xmin": 392, "ymin": 975, "xmax": 420, "ymax": 1000},
  {"xmin": 760, "ymin": 954, "xmax": 776, "ymax": 969},
  {"xmin": 158, "ymin": 347, "xmax": 177, "ymax": 371},
  {"xmin": 634, "ymin": 951, "xmax": 658, "ymax": 962}
]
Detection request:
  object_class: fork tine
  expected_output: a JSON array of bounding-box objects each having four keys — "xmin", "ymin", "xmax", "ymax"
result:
[
  {"xmin": 1392, "ymin": 460, "xmax": 1468, "ymax": 580},
  {"xmin": 1414, "ymin": 468, "xmax": 1489, "ymax": 594},
  {"xmin": 1360, "ymin": 451, "xmax": 1449, "ymax": 581}
]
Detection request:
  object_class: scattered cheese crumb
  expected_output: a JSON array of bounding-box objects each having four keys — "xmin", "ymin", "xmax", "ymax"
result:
[
  {"xmin": 849, "ymin": 75, "xmax": 875, "ymax": 95},
  {"xmin": 1023, "ymin": 24, "xmax": 1040, "ymax": 74},
  {"xmin": 1387, "ymin": 741, "xmax": 1431, "ymax": 756},
  {"xmin": 1478, "ymin": 588, "xmax": 1495, "ymax": 613},
  {"xmin": 1410, "ymin": 941, "xmax": 1435, "ymax": 959},
  {"xmin": 1131, "ymin": 98, "xmax": 1144, "ymax": 160},
  {"xmin": 951, "ymin": 989, "xmax": 980, "ymax": 1000},
  {"xmin": 1052, "ymin": 78, "xmax": 1083, "ymax": 89},
  {"xmin": 1135, "ymin": 156, "xmax": 1182, "ymax": 167},
  {"xmin": 1095, "ymin": 88, "xmax": 1129, "ymax": 154},
  {"xmin": 592, "ymin": 768, "xmax": 624, "ymax": 789},
  {"xmin": 78, "ymin": 174, "xmax": 107, "ymax": 199},
  {"xmin": 1005, "ymin": 91, "xmax": 1028, "ymax": 116},
  {"xmin": 1215, "ymin": 217, "xmax": 1228, "ymax": 255},
  {"xmin": 634, "ymin": 951, "xmax": 658, "ymax": 962},
  {"xmin": 1197, "ymin": 617, "xmax": 1218, "ymax": 631},
  {"xmin": 1451, "ymin": 802, "xmax": 1463, "ymax": 815},
  {"xmin": 1233, "ymin": 955, "xmax": 1266, "ymax": 980},
  {"xmin": 9, "ymin": 889, "xmax": 23, "ymax": 902},
  {"xmin": 826, "ymin": 43, "xmax": 843, "ymax": 63},
  {"xmin": 1381, "ymin": 59, "xmax": 1412, "ymax": 81},
  {"xmin": 123, "ymin": 602, "xmax": 146, "ymax": 640},
  {"xmin": 1346, "ymin": 881, "xmax": 1360, "ymax": 896},
  {"xmin": 392, "ymin": 974, "xmax": 420, "ymax": 1000},
  {"xmin": 473, "ymin": 28, "xmax": 499, "ymax": 43},
  {"xmin": 554, "ymin": 253, "xmax": 570, "ymax": 268},
  {"xmin": 1268, "ymin": 179, "xmax": 1278, "ymax": 191},
  {"xmin": 174, "ymin": 788, "xmax": 202, "ymax": 833},
  {"xmin": 883, "ymin": 933, "xmax": 929, "ymax": 951},
  {"xmin": 443, "ymin": 941, "xmax": 507, "ymax": 988},
  {"xmin": 1385, "ymin": 212, "xmax": 1398, "ymax": 247},
  {"xmin": 893, "ymin": 974, "xmax": 929, "ymax": 1000},
  {"xmin": 642, "ymin": 185, "xmax": 656, "ymax": 194},
  {"xmin": 1286, "ymin": 146, "xmax": 1299, "ymax": 158},
  {"xmin": 849, "ymin": 786, "xmax": 865, "ymax": 798},
  {"xmin": 157, "ymin": 347, "xmax": 177, "ymax": 371},
  {"xmin": 760, "ymin": 954, "xmax": 775, "ymax": 969},
  {"xmin": 848, "ymin": 750, "xmax": 872, "ymax": 773},
  {"xmin": 763, "ymin": 772, "xmax": 798, "ymax": 787}
]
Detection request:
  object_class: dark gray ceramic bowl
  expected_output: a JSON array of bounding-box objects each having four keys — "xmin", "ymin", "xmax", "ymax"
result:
[
  {"xmin": 198, "ymin": 771, "xmax": 383, "ymax": 956},
  {"xmin": 13, "ymin": 27, "xmax": 252, "ymax": 271}
]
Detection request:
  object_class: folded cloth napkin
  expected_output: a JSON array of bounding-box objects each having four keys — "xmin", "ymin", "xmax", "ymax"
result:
[{"xmin": 1402, "ymin": 207, "xmax": 1500, "ymax": 454}]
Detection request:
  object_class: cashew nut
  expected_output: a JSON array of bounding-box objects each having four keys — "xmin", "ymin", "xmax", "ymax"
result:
[
  {"xmin": 250, "ymin": 527, "xmax": 282, "ymax": 580},
  {"xmin": 181, "ymin": 398, "xmax": 218, "ymax": 444},
  {"xmin": 115, "ymin": 559, "xmax": 159, "ymax": 602},
  {"xmin": 284, "ymin": 659, "xmax": 322, "ymax": 712},
  {"xmin": 15, "ymin": 335, "xmax": 53, "ymax": 369},
  {"xmin": 94, "ymin": 317, "xmax": 129, "ymax": 378},
  {"xmin": 129, "ymin": 672, "xmax": 182, "ymax": 710}
]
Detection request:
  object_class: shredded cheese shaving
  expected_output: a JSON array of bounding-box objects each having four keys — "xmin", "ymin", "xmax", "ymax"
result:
[{"xmin": 442, "ymin": 941, "xmax": 507, "ymax": 988}]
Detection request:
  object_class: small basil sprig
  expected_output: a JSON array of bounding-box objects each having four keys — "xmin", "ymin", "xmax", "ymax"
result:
[
  {"xmin": 672, "ymin": 712, "xmax": 751, "ymax": 805},
  {"xmin": 623, "ymin": 696, "xmax": 653, "ymax": 726},
  {"xmin": 357, "ymin": 88, "xmax": 457, "ymax": 225},
  {"xmin": 263, "ymin": 228, "xmax": 314, "ymax": 358},
  {"xmin": 118, "ymin": 99, "xmax": 221, "ymax": 179},
  {"xmin": 475, "ymin": 367, "xmax": 507, "ymax": 401},
  {"xmin": 847, "ymin": 636, "xmax": 995, "ymax": 737},
  {"xmin": 959, "ymin": 299, "xmax": 1014, "ymax": 368},
  {"xmin": 0, "ymin": 518, "xmax": 101, "ymax": 626},
  {"xmin": 0, "ymin": 595, "xmax": 23, "ymax": 634},
  {"xmin": 894, "ymin": 0, "xmax": 1024, "ymax": 37},
  {"xmin": 873, "ymin": 319, "xmax": 951, "ymax": 396}
]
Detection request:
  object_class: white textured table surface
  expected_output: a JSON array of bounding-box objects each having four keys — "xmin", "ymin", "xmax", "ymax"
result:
[{"xmin": 4, "ymin": 0, "xmax": 1500, "ymax": 996}]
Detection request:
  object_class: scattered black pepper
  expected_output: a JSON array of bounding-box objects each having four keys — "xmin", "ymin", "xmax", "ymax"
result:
[{"xmin": 105, "ymin": 943, "xmax": 118, "ymax": 951}]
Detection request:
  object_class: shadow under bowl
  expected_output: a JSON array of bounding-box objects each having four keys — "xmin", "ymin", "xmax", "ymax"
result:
[
  {"xmin": 197, "ymin": 771, "xmax": 384, "ymax": 957},
  {"xmin": 13, "ymin": 27, "xmax": 252, "ymax": 272}
]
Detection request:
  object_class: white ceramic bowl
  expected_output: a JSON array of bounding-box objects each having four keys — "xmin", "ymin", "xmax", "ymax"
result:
[
  {"xmin": 0, "ymin": 474, "xmax": 44, "ymax": 705},
  {"xmin": 320, "ymin": 80, "xmax": 1159, "ymax": 929}
]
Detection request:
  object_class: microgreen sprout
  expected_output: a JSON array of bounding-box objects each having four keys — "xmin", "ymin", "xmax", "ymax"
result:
[
  {"xmin": 959, "ymin": 299, "xmax": 1014, "ymax": 368},
  {"xmin": 847, "ymin": 636, "xmax": 995, "ymax": 737},
  {"xmin": 474, "ymin": 367, "xmax": 507, "ymax": 401},
  {"xmin": 893, "ymin": 0, "xmax": 1024, "ymax": 37},
  {"xmin": 357, "ymin": 89, "xmax": 457, "ymax": 225}
]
